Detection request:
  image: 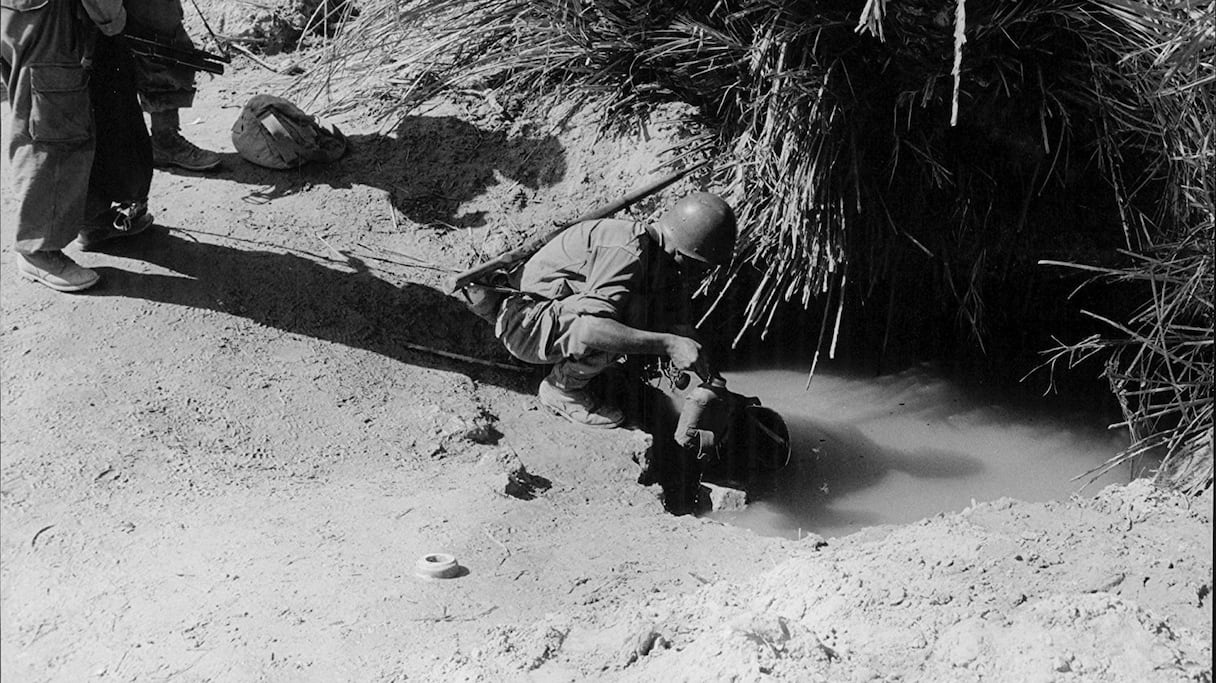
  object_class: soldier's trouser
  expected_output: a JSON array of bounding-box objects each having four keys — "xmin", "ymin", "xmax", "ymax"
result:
[
  {"xmin": 2, "ymin": 0, "xmax": 96, "ymax": 252},
  {"xmin": 2, "ymin": 0, "xmax": 153, "ymax": 252},
  {"xmin": 495, "ymin": 295, "xmax": 627, "ymax": 392},
  {"xmin": 125, "ymin": 0, "xmax": 194, "ymax": 112},
  {"xmin": 87, "ymin": 34, "xmax": 153, "ymax": 216}
]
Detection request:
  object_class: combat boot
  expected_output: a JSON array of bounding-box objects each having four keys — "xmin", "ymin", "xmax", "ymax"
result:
[
  {"xmin": 537, "ymin": 378, "xmax": 625, "ymax": 429},
  {"xmin": 152, "ymin": 129, "xmax": 222, "ymax": 171}
]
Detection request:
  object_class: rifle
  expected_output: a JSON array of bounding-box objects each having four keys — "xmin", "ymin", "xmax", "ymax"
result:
[
  {"xmin": 123, "ymin": 34, "xmax": 231, "ymax": 75},
  {"xmin": 446, "ymin": 159, "xmax": 709, "ymax": 293}
]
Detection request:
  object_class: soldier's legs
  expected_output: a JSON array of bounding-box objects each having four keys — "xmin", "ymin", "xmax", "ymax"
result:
[
  {"xmin": 537, "ymin": 364, "xmax": 625, "ymax": 428},
  {"xmin": 546, "ymin": 347, "xmax": 616, "ymax": 392},
  {"xmin": 146, "ymin": 103, "xmax": 222, "ymax": 171},
  {"xmin": 2, "ymin": 0, "xmax": 101, "ymax": 291},
  {"xmin": 495, "ymin": 296, "xmax": 625, "ymax": 427},
  {"xmin": 125, "ymin": 0, "xmax": 220, "ymax": 170},
  {"xmin": 76, "ymin": 32, "xmax": 158, "ymax": 250}
]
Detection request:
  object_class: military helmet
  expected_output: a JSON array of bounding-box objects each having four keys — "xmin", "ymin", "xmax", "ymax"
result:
[
  {"xmin": 231, "ymin": 94, "xmax": 347, "ymax": 170},
  {"xmin": 658, "ymin": 192, "xmax": 737, "ymax": 265}
]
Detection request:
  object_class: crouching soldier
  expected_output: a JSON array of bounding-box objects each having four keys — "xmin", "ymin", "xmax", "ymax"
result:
[{"xmin": 463, "ymin": 192, "xmax": 738, "ymax": 428}]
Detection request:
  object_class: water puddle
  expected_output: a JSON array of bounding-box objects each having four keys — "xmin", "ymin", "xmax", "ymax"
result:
[{"xmin": 709, "ymin": 365, "xmax": 1139, "ymax": 539}]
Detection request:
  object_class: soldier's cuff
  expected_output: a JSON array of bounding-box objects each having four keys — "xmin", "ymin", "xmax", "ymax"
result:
[{"xmin": 93, "ymin": 9, "xmax": 126, "ymax": 36}]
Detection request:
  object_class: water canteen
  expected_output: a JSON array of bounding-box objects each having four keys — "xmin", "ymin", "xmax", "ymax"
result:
[
  {"xmin": 231, "ymin": 94, "xmax": 348, "ymax": 169},
  {"xmin": 676, "ymin": 378, "xmax": 791, "ymax": 477}
]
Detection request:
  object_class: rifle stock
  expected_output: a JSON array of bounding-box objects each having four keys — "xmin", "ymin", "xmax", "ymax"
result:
[{"xmin": 447, "ymin": 160, "xmax": 709, "ymax": 292}]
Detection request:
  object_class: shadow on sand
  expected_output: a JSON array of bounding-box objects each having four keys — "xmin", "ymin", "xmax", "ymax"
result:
[
  {"xmin": 85, "ymin": 229, "xmax": 534, "ymax": 391},
  {"xmin": 169, "ymin": 114, "xmax": 567, "ymax": 230},
  {"xmin": 731, "ymin": 414, "xmax": 988, "ymax": 536}
]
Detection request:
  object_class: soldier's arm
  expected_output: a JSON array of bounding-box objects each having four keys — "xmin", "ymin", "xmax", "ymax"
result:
[{"xmin": 573, "ymin": 316, "xmax": 709, "ymax": 380}]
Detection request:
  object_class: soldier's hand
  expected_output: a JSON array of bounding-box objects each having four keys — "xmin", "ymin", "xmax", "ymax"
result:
[
  {"xmin": 665, "ymin": 335, "xmax": 709, "ymax": 380},
  {"xmin": 460, "ymin": 284, "xmax": 503, "ymax": 323}
]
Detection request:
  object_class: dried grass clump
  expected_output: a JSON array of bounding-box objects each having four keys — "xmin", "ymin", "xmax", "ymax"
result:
[{"xmin": 1041, "ymin": 1, "xmax": 1214, "ymax": 495}]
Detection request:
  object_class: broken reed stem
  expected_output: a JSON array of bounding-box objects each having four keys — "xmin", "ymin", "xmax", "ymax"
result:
[
  {"xmin": 805, "ymin": 284, "xmax": 834, "ymax": 390},
  {"xmin": 358, "ymin": 243, "xmax": 459, "ymax": 273},
  {"xmin": 229, "ymin": 42, "xmax": 287, "ymax": 74},
  {"xmin": 387, "ymin": 194, "xmax": 400, "ymax": 232},
  {"xmin": 393, "ymin": 335, "xmax": 529, "ymax": 373},
  {"xmin": 315, "ymin": 233, "xmax": 348, "ymax": 264},
  {"xmin": 950, "ymin": 0, "xmax": 967, "ymax": 127},
  {"xmin": 828, "ymin": 271, "xmax": 847, "ymax": 360}
]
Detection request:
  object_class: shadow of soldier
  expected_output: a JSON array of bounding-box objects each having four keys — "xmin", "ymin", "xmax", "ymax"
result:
[
  {"xmin": 745, "ymin": 413, "xmax": 987, "ymax": 535},
  {"xmin": 207, "ymin": 114, "xmax": 567, "ymax": 230},
  {"xmin": 86, "ymin": 229, "xmax": 533, "ymax": 391}
]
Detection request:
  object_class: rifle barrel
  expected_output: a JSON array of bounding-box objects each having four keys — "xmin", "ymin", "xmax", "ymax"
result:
[{"xmin": 124, "ymin": 35, "xmax": 229, "ymax": 74}]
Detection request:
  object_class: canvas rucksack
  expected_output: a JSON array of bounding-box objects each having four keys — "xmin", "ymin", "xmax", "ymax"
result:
[{"xmin": 231, "ymin": 94, "xmax": 347, "ymax": 169}]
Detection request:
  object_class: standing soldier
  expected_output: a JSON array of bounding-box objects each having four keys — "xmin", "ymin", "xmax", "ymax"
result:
[
  {"xmin": 3, "ymin": 0, "xmax": 156, "ymax": 291},
  {"xmin": 125, "ymin": 0, "xmax": 221, "ymax": 171}
]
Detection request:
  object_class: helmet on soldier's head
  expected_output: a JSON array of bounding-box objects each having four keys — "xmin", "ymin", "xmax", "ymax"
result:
[{"xmin": 657, "ymin": 192, "xmax": 737, "ymax": 265}]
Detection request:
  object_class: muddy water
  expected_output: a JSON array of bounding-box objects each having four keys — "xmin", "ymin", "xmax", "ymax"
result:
[{"xmin": 710, "ymin": 365, "xmax": 1138, "ymax": 539}]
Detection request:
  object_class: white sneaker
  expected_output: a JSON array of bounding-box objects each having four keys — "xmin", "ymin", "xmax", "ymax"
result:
[
  {"xmin": 77, "ymin": 209, "xmax": 155, "ymax": 251},
  {"xmin": 17, "ymin": 251, "xmax": 100, "ymax": 292}
]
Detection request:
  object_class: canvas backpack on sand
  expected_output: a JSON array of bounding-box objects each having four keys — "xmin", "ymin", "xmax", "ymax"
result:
[{"xmin": 231, "ymin": 94, "xmax": 347, "ymax": 169}]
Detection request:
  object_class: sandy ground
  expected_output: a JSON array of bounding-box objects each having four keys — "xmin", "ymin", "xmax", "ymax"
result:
[{"xmin": 1, "ymin": 47, "xmax": 1212, "ymax": 683}]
